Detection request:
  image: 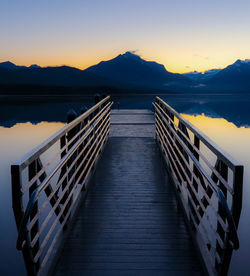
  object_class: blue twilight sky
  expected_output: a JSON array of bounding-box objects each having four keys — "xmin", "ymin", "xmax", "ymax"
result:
[{"xmin": 0, "ymin": 0, "xmax": 250, "ymax": 73}]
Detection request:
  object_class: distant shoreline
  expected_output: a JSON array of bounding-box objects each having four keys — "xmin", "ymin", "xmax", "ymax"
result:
[{"xmin": 1, "ymin": 93, "xmax": 250, "ymax": 105}]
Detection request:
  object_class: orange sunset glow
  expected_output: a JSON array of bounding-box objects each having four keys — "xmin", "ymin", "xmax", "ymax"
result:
[{"xmin": 1, "ymin": 1, "xmax": 250, "ymax": 73}]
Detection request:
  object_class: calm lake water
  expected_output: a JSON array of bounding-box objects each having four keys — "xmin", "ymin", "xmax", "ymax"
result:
[{"xmin": 0, "ymin": 94, "xmax": 249, "ymax": 275}]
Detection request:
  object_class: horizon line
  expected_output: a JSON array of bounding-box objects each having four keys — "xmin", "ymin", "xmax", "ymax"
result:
[{"xmin": 0, "ymin": 53, "xmax": 248, "ymax": 75}]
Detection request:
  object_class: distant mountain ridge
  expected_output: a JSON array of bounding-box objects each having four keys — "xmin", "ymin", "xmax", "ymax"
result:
[
  {"xmin": 0, "ymin": 61, "xmax": 27, "ymax": 70},
  {"xmin": 1, "ymin": 53, "xmax": 250, "ymax": 93},
  {"xmin": 183, "ymin": 69, "xmax": 221, "ymax": 82},
  {"xmin": 205, "ymin": 59, "xmax": 250, "ymax": 91},
  {"xmin": 85, "ymin": 51, "xmax": 191, "ymax": 89},
  {"xmin": 0, "ymin": 64, "xmax": 114, "ymax": 87},
  {"xmin": 0, "ymin": 52, "xmax": 191, "ymax": 90}
]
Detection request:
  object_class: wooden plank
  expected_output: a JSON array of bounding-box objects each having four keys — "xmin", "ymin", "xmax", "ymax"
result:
[
  {"xmin": 53, "ymin": 137, "xmax": 204, "ymax": 275},
  {"xmin": 110, "ymin": 109, "xmax": 155, "ymax": 138}
]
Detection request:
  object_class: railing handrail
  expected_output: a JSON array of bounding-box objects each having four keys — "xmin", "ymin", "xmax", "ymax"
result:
[
  {"xmin": 156, "ymin": 96, "xmax": 241, "ymax": 170},
  {"xmin": 153, "ymin": 102, "xmax": 234, "ymax": 194},
  {"xmin": 153, "ymin": 101, "xmax": 239, "ymax": 249},
  {"xmin": 15, "ymin": 107, "xmax": 112, "ymax": 250},
  {"xmin": 154, "ymin": 97, "xmax": 243, "ymax": 275},
  {"xmin": 13, "ymin": 96, "xmax": 110, "ymax": 170},
  {"xmin": 153, "ymin": 102, "xmax": 227, "ymax": 194},
  {"xmin": 11, "ymin": 96, "xmax": 113, "ymax": 276}
]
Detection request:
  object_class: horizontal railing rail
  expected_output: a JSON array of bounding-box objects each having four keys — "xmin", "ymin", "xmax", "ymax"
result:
[
  {"xmin": 153, "ymin": 97, "xmax": 243, "ymax": 276},
  {"xmin": 11, "ymin": 96, "xmax": 113, "ymax": 276}
]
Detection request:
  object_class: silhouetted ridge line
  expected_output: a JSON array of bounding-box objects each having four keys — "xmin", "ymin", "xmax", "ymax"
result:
[{"xmin": 1, "ymin": 54, "xmax": 250, "ymax": 92}]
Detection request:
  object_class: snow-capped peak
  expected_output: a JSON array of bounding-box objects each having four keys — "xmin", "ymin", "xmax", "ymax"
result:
[
  {"xmin": 235, "ymin": 59, "xmax": 250, "ymax": 65},
  {"xmin": 241, "ymin": 59, "xmax": 250, "ymax": 63}
]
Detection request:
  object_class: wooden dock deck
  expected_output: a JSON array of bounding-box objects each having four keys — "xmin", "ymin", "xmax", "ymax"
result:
[
  {"xmin": 11, "ymin": 97, "xmax": 243, "ymax": 276},
  {"xmin": 53, "ymin": 110, "xmax": 204, "ymax": 275}
]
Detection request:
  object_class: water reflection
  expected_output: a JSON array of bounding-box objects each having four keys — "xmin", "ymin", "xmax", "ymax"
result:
[
  {"xmin": 1, "ymin": 94, "xmax": 250, "ymax": 128},
  {"xmin": 0, "ymin": 95, "xmax": 93, "ymax": 127},
  {"xmin": 0, "ymin": 95, "xmax": 250, "ymax": 275},
  {"xmin": 0, "ymin": 122, "xmax": 65, "ymax": 275},
  {"xmin": 181, "ymin": 113, "xmax": 250, "ymax": 276}
]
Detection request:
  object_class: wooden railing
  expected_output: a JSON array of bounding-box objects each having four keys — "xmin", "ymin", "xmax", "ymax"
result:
[
  {"xmin": 11, "ymin": 96, "xmax": 113, "ymax": 276},
  {"xmin": 153, "ymin": 97, "xmax": 243, "ymax": 276}
]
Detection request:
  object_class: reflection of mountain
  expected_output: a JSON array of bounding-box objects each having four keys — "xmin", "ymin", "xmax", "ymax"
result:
[
  {"xmin": 0, "ymin": 96, "xmax": 94, "ymax": 127},
  {"xmin": 164, "ymin": 94, "xmax": 250, "ymax": 128},
  {"xmin": 1, "ymin": 94, "xmax": 250, "ymax": 128}
]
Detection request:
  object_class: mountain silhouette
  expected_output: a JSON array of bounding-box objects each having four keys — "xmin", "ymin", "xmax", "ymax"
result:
[
  {"xmin": 205, "ymin": 59, "xmax": 250, "ymax": 91},
  {"xmin": 0, "ymin": 65, "xmax": 115, "ymax": 87},
  {"xmin": 0, "ymin": 52, "xmax": 191, "ymax": 91},
  {"xmin": 86, "ymin": 51, "xmax": 191, "ymax": 89},
  {"xmin": 1, "ymin": 54, "xmax": 250, "ymax": 93},
  {"xmin": 0, "ymin": 61, "xmax": 26, "ymax": 70},
  {"xmin": 183, "ymin": 69, "xmax": 221, "ymax": 82}
]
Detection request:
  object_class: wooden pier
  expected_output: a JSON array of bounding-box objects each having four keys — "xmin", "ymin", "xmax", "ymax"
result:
[{"xmin": 11, "ymin": 96, "xmax": 243, "ymax": 276}]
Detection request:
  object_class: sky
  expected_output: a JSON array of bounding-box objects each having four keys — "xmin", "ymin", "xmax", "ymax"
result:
[{"xmin": 1, "ymin": 0, "xmax": 250, "ymax": 73}]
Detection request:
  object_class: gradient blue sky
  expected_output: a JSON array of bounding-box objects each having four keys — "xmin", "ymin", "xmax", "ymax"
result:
[{"xmin": 1, "ymin": 0, "xmax": 250, "ymax": 73}]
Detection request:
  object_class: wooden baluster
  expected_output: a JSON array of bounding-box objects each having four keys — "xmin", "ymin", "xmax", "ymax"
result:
[
  {"xmin": 189, "ymin": 135, "xmax": 201, "ymax": 225},
  {"xmin": 59, "ymin": 134, "xmax": 67, "ymax": 205},
  {"xmin": 232, "ymin": 165, "xmax": 243, "ymax": 228},
  {"xmin": 178, "ymin": 122, "xmax": 191, "ymax": 175},
  {"xmin": 198, "ymin": 159, "xmax": 220, "ymax": 218},
  {"xmin": 216, "ymin": 160, "xmax": 228, "ymax": 273},
  {"xmin": 64, "ymin": 110, "xmax": 78, "ymax": 221},
  {"xmin": 28, "ymin": 159, "xmax": 40, "ymax": 273},
  {"xmin": 193, "ymin": 135, "xmax": 200, "ymax": 189},
  {"xmin": 219, "ymin": 165, "xmax": 243, "ymax": 275},
  {"xmin": 91, "ymin": 99, "xmax": 101, "ymax": 171},
  {"xmin": 37, "ymin": 158, "xmax": 64, "ymax": 223},
  {"xmin": 77, "ymin": 106, "xmax": 88, "ymax": 186},
  {"xmin": 12, "ymin": 165, "xmax": 36, "ymax": 276}
]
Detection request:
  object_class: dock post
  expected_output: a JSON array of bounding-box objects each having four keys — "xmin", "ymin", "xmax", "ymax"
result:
[{"xmin": 63, "ymin": 109, "xmax": 78, "ymax": 224}]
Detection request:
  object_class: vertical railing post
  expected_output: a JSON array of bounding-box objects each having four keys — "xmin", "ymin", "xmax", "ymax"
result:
[
  {"xmin": 60, "ymin": 134, "xmax": 67, "ymax": 203},
  {"xmin": 193, "ymin": 135, "xmax": 200, "ymax": 190},
  {"xmin": 215, "ymin": 160, "xmax": 228, "ymax": 273},
  {"xmin": 92, "ymin": 95, "xmax": 100, "ymax": 168},
  {"xmin": 76, "ymin": 106, "xmax": 88, "ymax": 187},
  {"xmin": 12, "ymin": 165, "xmax": 36, "ymax": 276},
  {"xmin": 188, "ymin": 135, "xmax": 201, "ymax": 225},
  {"xmin": 28, "ymin": 160, "xmax": 40, "ymax": 273},
  {"xmin": 64, "ymin": 109, "xmax": 78, "ymax": 221},
  {"xmin": 232, "ymin": 166, "xmax": 243, "ymax": 228},
  {"xmin": 219, "ymin": 165, "xmax": 243, "ymax": 275},
  {"xmin": 11, "ymin": 165, "xmax": 24, "ymax": 233}
]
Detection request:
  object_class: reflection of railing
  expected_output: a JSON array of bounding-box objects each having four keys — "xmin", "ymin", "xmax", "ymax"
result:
[
  {"xmin": 11, "ymin": 96, "xmax": 113, "ymax": 276},
  {"xmin": 153, "ymin": 97, "xmax": 243, "ymax": 276}
]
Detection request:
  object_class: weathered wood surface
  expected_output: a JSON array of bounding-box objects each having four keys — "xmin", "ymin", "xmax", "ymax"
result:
[
  {"xmin": 53, "ymin": 110, "xmax": 204, "ymax": 276},
  {"xmin": 110, "ymin": 109, "xmax": 155, "ymax": 137}
]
